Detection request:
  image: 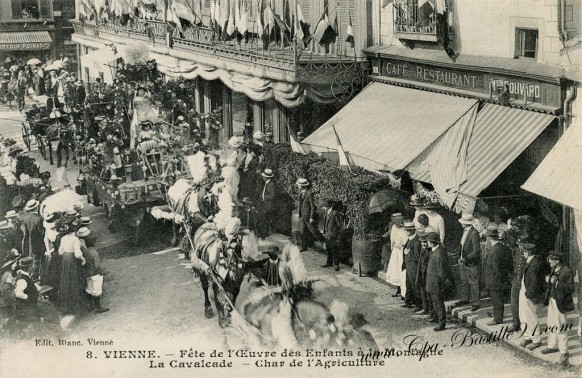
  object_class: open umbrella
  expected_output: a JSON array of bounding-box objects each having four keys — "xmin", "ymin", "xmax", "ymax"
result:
[
  {"xmin": 368, "ymin": 189, "xmax": 406, "ymax": 214},
  {"xmin": 51, "ymin": 60, "xmax": 67, "ymax": 69},
  {"xmin": 27, "ymin": 58, "xmax": 42, "ymax": 65}
]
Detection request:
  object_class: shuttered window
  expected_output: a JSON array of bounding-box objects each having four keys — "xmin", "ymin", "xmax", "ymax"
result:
[{"xmin": 38, "ymin": 0, "xmax": 51, "ymax": 18}]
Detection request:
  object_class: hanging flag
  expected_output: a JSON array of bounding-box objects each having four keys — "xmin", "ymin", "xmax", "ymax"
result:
[
  {"xmin": 382, "ymin": 0, "xmax": 394, "ymax": 8},
  {"xmin": 172, "ymin": 1, "xmax": 197, "ymax": 27},
  {"xmin": 287, "ymin": 125, "xmax": 307, "ymax": 155},
  {"xmin": 346, "ymin": 11, "xmax": 354, "ymax": 48},
  {"xmin": 256, "ymin": 0, "xmax": 264, "ymax": 37},
  {"xmin": 313, "ymin": 15, "xmax": 337, "ymax": 46},
  {"xmin": 226, "ymin": 0, "xmax": 236, "ymax": 37},
  {"xmin": 332, "ymin": 125, "xmax": 352, "ymax": 173},
  {"xmin": 272, "ymin": 12, "xmax": 289, "ymax": 32},
  {"xmin": 417, "ymin": 0, "xmax": 435, "ymax": 26}
]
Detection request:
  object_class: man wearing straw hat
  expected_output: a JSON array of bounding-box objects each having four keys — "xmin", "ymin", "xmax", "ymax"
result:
[
  {"xmin": 1, "ymin": 210, "xmax": 23, "ymax": 254},
  {"xmin": 19, "ymin": 200, "xmax": 45, "ymax": 274},
  {"xmin": 296, "ymin": 178, "xmax": 324, "ymax": 251},
  {"xmin": 257, "ymin": 169, "xmax": 277, "ymax": 238},
  {"xmin": 542, "ymin": 250, "xmax": 575, "ymax": 366},
  {"xmin": 456, "ymin": 213, "xmax": 481, "ymax": 312},
  {"xmin": 77, "ymin": 227, "xmax": 109, "ymax": 314}
]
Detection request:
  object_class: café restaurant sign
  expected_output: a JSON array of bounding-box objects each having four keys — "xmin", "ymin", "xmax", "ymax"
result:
[{"xmin": 381, "ymin": 58, "xmax": 560, "ymax": 108}]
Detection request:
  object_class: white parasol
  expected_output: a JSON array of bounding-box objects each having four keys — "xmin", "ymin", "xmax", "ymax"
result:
[
  {"xmin": 40, "ymin": 189, "xmax": 84, "ymax": 218},
  {"xmin": 27, "ymin": 58, "xmax": 42, "ymax": 65}
]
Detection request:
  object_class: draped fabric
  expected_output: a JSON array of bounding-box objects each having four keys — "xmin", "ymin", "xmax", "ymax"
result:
[{"xmin": 157, "ymin": 60, "xmax": 337, "ymax": 107}]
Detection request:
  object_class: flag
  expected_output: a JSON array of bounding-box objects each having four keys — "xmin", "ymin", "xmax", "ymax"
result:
[
  {"xmin": 172, "ymin": 1, "xmax": 197, "ymax": 27},
  {"xmin": 346, "ymin": 11, "xmax": 354, "ymax": 48},
  {"xmin": 287, "ymin": 125, "xmax": 307, "ymax": 154},
  {"xmin": 382, "ymin": 0, "xmax": 394, "ymax": 7},
  {"xmin": 167, "ymin": 1, "xmax": 184, "ymax": 33},
  {"xmin": 417, "ymin": 0, "xmax": 435, "ymax": 25},
  {"xmin": 332, "ymin": 125, "xmax": 351, "ymax": 173},
  {"xmin": 226, "ymin": 0, "xmax": 236, "ymax": 37},
  {"xmin": 313, "ymin": 15, "xmax": 337, "ymax": 46},
  {"xmin": 256, "ymin": 0, "xmax": 264, "ymax": 37}
]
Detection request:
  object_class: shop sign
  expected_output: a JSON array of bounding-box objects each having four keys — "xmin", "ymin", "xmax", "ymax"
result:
[
  {"xmin": 380, "ymin": 58, "xmax": 561, "ymax": 108},
  {"xmin": 0, "ymin": 42, "xmax": 51, "ymax": 51},
  {"xmin": 454, "ymin": 192, "xmax": 477, "ymax": 214},
  {"xmin": 383, "ymin": 60, "xmax": 484, "ymax": 89}
]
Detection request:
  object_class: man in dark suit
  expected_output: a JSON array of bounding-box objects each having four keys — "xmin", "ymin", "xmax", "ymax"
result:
[
  {"xmin": 425, "ymin": 232, "xmax": 453, "ymax": 332},
  {"xmin": 518, "ymin": 241, "xmax": 550, "ymax": 351},
  {"xmin": 456, "ymin": 213, "xmax": 481, "ymax": 311},
  {"xmin": 295, "ymin": 178, "xmax": 324, "ymax": 251},
  {"xmin": 416, "ymin": 232, "xmax": 432, "ymax": 316},
  {"xmin": 542, "ymin": 250, "xmax": 575, "ymax": 366},
  {"xmin": 322, "ymin": 198, "xmax": 342, "ymax": 271},
  {"xmin": 483, "ymin": 228, "xmax": 513, "ymax": 325},
  {"xmin": 72, "ymin": 80, "xmax": 86, "ymax": 110},
  {"xmin": 403, "ymin": 221, "xmax": 422, "ymax": 311},
  {"xmin": 257, "ymin": 169, "xmax": 277, "ymax": 238}
]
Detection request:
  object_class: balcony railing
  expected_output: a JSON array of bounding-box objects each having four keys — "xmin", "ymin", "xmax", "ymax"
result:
[
  {"xmin": 0, "ymin": 19, "xmax": 55, "ymax": 32},
  {"xmin": 72, "ymin": 19, "xmax": 363, "ymax": 83},
  {"xmin": 393, "ymin": 0, "xmax": 439, "ymax": 42}
]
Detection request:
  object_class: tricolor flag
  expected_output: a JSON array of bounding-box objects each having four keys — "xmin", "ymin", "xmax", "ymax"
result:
[
  {"xmin": 313, "ymin": 14, "xmax": 337, "ymax": 47},
  {"xmin": 332, "ymin": 125, "xmax": 352, "ymax": 173},
  {"xmin": 346, "ymin": 11, "xmax": 354, "ymax": 48},
  {"xmin": 287, "ymin": 125, "xmax": 307, "ymax": 155}
]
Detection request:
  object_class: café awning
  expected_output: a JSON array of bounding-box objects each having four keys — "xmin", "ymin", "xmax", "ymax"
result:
[
  {"xmin": 301, "ymin": 83, "xmax": 479, "ymax": 172},
  {"xmin": 0, "ymin": 32, "xmax": 52, "ymax": 51},
  {"xmin": 410, "ymin": 103, "xmax": 555, "ymax": 197},
  {"xmin": 80, "ymin": 46, "xmax": 119, "ymax": 72},
  {"xmin": 522, "ymin": 121, "xmax": 582, "ymax": 210}
]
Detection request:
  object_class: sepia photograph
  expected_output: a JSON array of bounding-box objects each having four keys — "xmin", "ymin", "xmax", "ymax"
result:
[{"xmin": 0, "ymin": 0, "xmax": 581, "ymax": 377}]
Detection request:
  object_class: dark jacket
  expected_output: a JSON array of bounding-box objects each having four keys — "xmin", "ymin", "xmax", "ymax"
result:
[
  {"xmin": 522, "ymin": 255, "xmax": 550, "ymax": 304},
  {"xmin": 73, "ymin": 85, "xmax": 86, "ymax": 107},
  {"xmin": 484, "ymin": 242, "xmax": 513, "ymax": 291},
  {"xmin": 259, "ymin": 179, "xmax": 277, "ymax": 210},
  {"xmin": 416, "ymin": 247, "xmax": 430, "ymax": 286},
  {"xmin": 323, "ymin": 209, "xmax": 342, "ymax": 240},
  {"xmin": 545, "ymin": 265, "xmax": 575, "ymax": 313},
  {"xmin": 460, "ymin": 226, "xmax": 481, "ymax": 266},
  {"xmin": 426, "ymin": 245, "xmax": 453, "ymax": 295},
  {"xmin": 404, "ymin": 235, "xmax": 422, "ymax": 274},
  {"xmin": 297, "ymin": 188, "xmax": 317, "ymax": 222}
]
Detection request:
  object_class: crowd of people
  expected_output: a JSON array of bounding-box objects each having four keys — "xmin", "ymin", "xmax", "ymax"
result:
[
  {"xmin": 376, "ymin": 196, "xmax": 576, "ymax": 366},
  {"xmin": 0, "ymin": 195, "xmax": 108, "ymax": 338}
]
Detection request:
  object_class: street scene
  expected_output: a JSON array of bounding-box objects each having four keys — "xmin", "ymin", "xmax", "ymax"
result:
[{"xmin": 1, "ymin": 0, "xmax": 582, "ymax": 377}]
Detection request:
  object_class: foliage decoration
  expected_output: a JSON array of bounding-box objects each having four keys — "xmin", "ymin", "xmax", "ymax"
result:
[{"xmin": 261, "ymin": 144, "xmax": 393, "ymax": 238}]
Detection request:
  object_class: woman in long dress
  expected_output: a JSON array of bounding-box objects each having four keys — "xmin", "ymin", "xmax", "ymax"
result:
[
  {"xmin": 385, "ymin": 213, "xmax": 408, "ymax": 298},
  {"xmin": 57, "ymin": 225, "xmax": 86, "ymax": 314}
]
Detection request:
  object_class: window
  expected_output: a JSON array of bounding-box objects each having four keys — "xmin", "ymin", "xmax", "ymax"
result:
[
  {"xmin": 515, "ymin": 28, "xmax": 538, "ymax": 59},
  {"xmin": 11, "ymin": 0, "xmax": 52, "ymax": 19}
]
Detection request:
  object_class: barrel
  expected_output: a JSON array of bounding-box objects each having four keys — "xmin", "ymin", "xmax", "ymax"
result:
[{"xmin": 351, "ymin": 237, "xmax": 383, "ymax": 277}]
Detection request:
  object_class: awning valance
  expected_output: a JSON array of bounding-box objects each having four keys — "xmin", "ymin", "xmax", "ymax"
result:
[
  {"xmin": 301, "ymin": 82, "xmax": 479, "ymax": 172},
  {"xmin": 0, "ymin": 32, "xmax": 52, "ymax": 51},
  {"xmin": 522, "ymin": 122, "xmax": 582, "ymax": 210},
  {"xmin": 81, "ymin": 46, "xmax": 120, "ymax": 72}
]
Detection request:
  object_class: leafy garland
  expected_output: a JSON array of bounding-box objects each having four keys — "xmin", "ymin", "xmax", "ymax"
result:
[{"xmin": 260, "ymin": 144, "xmax": 393, "ymax": 238}]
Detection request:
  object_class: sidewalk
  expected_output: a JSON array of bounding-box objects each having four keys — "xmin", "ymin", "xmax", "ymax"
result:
[{"xmin": 264, "ymin": 233, "xmax": 581, "ymax": 367}]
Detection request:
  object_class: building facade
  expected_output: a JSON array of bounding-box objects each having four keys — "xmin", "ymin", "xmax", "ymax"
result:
[
  {"xmin": 302, "ymin": 0, "xmax": 581, "ymax": 255},
  {"xmin": 72, "ymin": 0, "xmax": 371, "ymax": 144},
  {"xmin": 0, "ymin": 0, "xmax": 77, "ymax": 68}
]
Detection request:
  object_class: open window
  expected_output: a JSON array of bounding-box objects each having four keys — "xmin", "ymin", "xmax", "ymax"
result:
[{"xmin": 515, "ymin": 28, "xmax": 538, "ymax": 59}]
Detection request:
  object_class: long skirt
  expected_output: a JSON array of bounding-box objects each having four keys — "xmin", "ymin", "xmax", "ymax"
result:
[
  {"xmin": 58, "ymin": 254, "xmax": 84, "ymax": 315},
  {"xmin": 44, "ymin": 252, "xmax": 62, "ymax": 303},
  {"xmin": 386, "ymin": 245, "xmax": 404, "ymax": 287}
]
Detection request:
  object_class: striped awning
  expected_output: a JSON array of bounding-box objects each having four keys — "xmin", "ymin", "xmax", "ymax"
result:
[
  {"xmin": 410, "ymin": 104, "xmax": 556, "ymax": 195},
  {"xmin": 522, "ymin": 122, "xmax": 582, "ymax": 210},
  {"xmin": 301, "ymin": 83, "xmax": 479, "ymax": 172},
  {"xmin": 0, "ymin": 32, "xmax": 53, "ymax": 51}
]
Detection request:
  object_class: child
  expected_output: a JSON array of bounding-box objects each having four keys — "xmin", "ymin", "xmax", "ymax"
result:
[{"xmin": 77, "ymin": 228, "xmax": 109, "ymax": 314}]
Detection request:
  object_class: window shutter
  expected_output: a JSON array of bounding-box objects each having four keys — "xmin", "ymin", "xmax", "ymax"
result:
[
  {"xmin": 12, "ymin": 0, "xmax": 22, "ymax": 19},
  {"xmin": 38, "ymin": 0, "xmax": 52, "ymax": 18}
]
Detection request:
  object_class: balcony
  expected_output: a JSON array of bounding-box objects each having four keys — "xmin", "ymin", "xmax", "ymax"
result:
[
  {"xmin": 0, "ymin": 19, "xmax": 55, "ymax": 32},
  {"xmin": 72, "ymin": 19, "xmax": 367, "ymax": 102},
  {"xmin": 392, "ymin": 0, "xmax": 454, "ymax": 43}
]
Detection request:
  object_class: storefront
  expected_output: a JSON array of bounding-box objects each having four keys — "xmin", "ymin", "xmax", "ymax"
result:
[
  {"xmin": 302, "ymin": 47, "xmax": 565, "ymax": 250},
  {"xmin": 0, "ymin": 31, "xmax": 54, "ymax": 63}
]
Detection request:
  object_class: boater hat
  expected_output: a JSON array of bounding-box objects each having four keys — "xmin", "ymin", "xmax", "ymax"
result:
[
  {"xmin": 76, "ymin": 227, "xmax": 91, "ymax": 238},
  {"xmin": 19, "ymin": 256, "xmax": 34, "ymax": 268},
  {"xmin": 458, "ymin": 213, "xmax": 475, "ymax": 225},
  {"xmin": 80, "ymin": 216, "xmax": 92, "ymax": 225},
  {"xmin": 485, "ymin": 228, "xmax": 500, "ymax": 239},
  {"xmin": 5, "ymin": 210, "xmax": 18, "ymax": 219},
  {"xmin": 403, "ymin": 221, "xmax": 416, "ymax": 231},
  {"xmin": 261, "ymin": 169, "xmax": 274, "ymax": 178},
  {"xmin": 24, "ymin": 199, "xmax": 39, "ymax": 211},
  {"xmin": 296, "ymin": 178, "xmax": 309, "ymax": 186}
]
